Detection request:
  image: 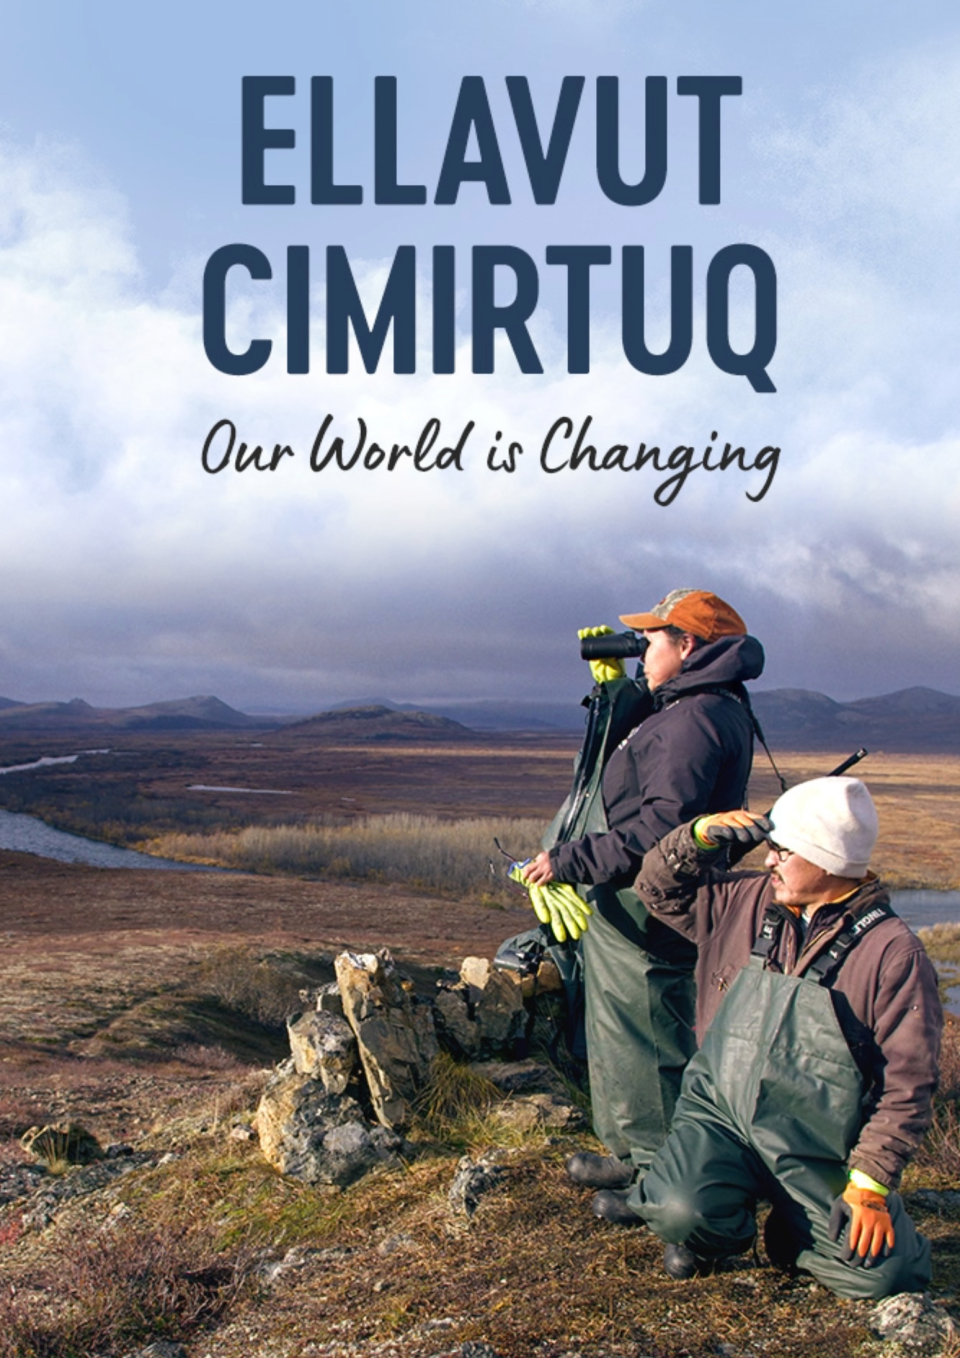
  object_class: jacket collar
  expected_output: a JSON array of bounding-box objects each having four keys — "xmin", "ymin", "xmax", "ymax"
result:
[{"xmin": 653, "ymin": 634, "xmax": 765, "ymax": 710}]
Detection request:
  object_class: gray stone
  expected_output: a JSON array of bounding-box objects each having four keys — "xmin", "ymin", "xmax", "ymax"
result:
[
  {"xmin": 105, "ymin": 1143, "xmax": 135, "ymax": 1159},
  {"xmin": 18, "ymin": 1153, "xmax": 154, "ymax": 1230},
  {"xmin": 287, "ymin": 1008, "xmax": 358, "ymax": 1092},
  {"xmin": 255, "ymin": 1065, "xmax": 404, "ymax": 1186},
  {"xmin": 435, "ymin": 957, "xmax": 528, "ymax": 1059},
  {"xmin": 335, "ymin": 949, "xmax": 439, "ymax": 1128},
  {"xmin": 869, "ymin": 1292, "xmax": 958, "ymax": 1350},
  {"xmin": 463, "ymin": 958, "xmax": 527, "ymax": 1049},
  {"xmin": 470, "ymin": 1059, "xmax": 567, "ymax": 1095},
  {"xmin": 448, "ymin": 1152, "xmax": 506, "ymax": 1218},
  {"xmin": 489, "ymin": 1091, "xmax": 585, "ymax": 1132},
  {"xmin": 434, "ymin": 985, "xmax": 482, "ymax": 1056},
  {"xmin": 0, "ymin": 1162, "xmax": 47, "ymax": 1206}
]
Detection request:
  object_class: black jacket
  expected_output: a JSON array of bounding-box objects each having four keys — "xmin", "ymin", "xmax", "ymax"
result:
[{"xmin": 549, "ymin": 634, "xmax": 763, "ymax": 888}]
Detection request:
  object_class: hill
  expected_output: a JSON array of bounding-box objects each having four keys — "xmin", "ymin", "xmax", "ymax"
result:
[
  {"xmin": 282, "ymin": 703, "xmax": 479, "ymax": 742},
  {"xmin": 0, "ymin": 694, "xmax": 268, "ymax": 732},
  {"xmin": 752, "ymin": 685, "xmax": 960, "ymax": 752}
]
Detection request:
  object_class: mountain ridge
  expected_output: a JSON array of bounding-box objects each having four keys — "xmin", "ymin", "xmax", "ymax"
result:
[{"xmin": 1, "ymin": 686, "xmax": 959, "ymax": 749}]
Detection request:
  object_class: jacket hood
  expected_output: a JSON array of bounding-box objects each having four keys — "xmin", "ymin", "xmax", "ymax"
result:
[{"xmin": 656, "ymin": 633, "xmax": 764, "ymax": 703}]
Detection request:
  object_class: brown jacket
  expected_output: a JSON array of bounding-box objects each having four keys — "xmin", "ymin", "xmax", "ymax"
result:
[{"xmin": 635, "ymin": 823, "xmax": 943, "ymax": 1189}]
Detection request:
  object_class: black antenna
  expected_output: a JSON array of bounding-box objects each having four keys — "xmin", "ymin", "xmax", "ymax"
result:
[{"xmin": 826, "ymin": 748, "xmax": 869, "ymax": 778}]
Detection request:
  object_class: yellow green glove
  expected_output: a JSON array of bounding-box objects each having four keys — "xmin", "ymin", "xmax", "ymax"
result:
[
  {"xmin": 508, "ymin": 865, "xmax": 593, "ymax": 943},
  {"xmin": 532, "ymin": 882, "xmax": 593, "ymax": 942},
  {"xmin": 578, "ymin": 625, "xmax": 625, "ymax": 684}
]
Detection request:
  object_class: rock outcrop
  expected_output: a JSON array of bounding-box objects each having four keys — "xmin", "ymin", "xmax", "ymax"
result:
[
  {"xmin": 335, "ymin": 949, "xmax": 439, "ymax": 1128},
  {"xmin": 286, "ymin": 1008, "xmax": 357, "ymax": 1094},
  {"xmin": 433, "ymin": 956, "xmax": 529, "ymax": 1057},
  {"xmin": 256, "ymin": 1061, "xmax": 405, "ymax": 1186},
  {"xmin": 257, "ymin": 943, "xmax": 583, "ymax": 1190}
]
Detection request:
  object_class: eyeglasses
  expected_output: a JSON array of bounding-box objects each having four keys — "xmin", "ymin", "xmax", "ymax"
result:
[{"xmin": 765, "ymin": 840, "xmax": 794, "ymax": 863}]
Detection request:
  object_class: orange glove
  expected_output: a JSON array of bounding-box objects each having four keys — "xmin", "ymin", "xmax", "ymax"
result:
[
  {"xmin": 828, "ymin": 1183, "xmax": 895, "ymax": 1266},
  {"xmin": 693, "ymin": 810, "xmax": 770, "ymax": 849}
]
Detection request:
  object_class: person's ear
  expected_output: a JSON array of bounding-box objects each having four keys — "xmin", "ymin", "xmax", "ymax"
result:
[{"xmin": 679, "ymin": 633, "xmax": 699, "ymax": 661}]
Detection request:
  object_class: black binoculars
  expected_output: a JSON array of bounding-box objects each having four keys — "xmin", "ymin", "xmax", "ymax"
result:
[{"xmin": 578, "ymin": 630, "xmax": 648, "ymax": 660}]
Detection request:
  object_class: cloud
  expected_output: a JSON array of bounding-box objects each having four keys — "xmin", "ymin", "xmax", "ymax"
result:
[{"xmin": 1, "ymin": 41, "xmax": 958, "ymax": 713}]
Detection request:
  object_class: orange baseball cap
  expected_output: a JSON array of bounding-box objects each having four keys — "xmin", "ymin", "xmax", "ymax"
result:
[{"xmin": 619, "ymin": 588, "xmax": 746, "ymax": 641}]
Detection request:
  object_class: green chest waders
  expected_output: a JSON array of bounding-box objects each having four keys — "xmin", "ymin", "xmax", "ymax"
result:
[
  {"xmin": 638, "ymin": 947, "xmax": 931, "ymax": 1299},
  {"xmin": 543, "ymin": 680, "xmax": 696, "ymax": 1170}
]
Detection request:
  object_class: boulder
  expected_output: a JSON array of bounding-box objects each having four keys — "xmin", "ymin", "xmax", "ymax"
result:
[
  {"xmin": 489, "ymin": 1092, "xmax": 585, "ymax": 1133},
  {"xmin": 255, "ymin": 1060, "xmax": 404, "ymax": 1186},
  {"xmin": 434, "ymin": 957, "xmax": 528, "ymax": 1058},
  {"xmin": 433, "ymin": 985, "xmax": 481, "ymax": 1056},
  {"xmin": 335, "ymin": 950, "xmax": 438, "ymax": 1128},
  {"xmin": 869, "ymin": 1293, "xmax": 958, "ymax": 1350},
  {"xmin": 286, "ymin": 1008, "xmax": 357, "ymax": 1093},
  {"xmin": 470, "ymin": 1059, "xmax": 568, "ymax": 1095}
]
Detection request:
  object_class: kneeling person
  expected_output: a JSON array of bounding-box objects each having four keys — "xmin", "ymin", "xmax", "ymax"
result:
[{"xmin": 607, "ymin": 778, "xmax": 941, "ymax": 1300}]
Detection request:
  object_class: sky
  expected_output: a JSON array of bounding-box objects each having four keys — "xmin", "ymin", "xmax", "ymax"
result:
[{"xmin": 1, "ymin": 0, "xmax": 959, "ymax": 715}]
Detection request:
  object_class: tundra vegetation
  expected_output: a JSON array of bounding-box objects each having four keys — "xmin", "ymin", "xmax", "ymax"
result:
[
  {"xmin": 0, "ymin": 732, "xmax": 957, "ymax": 1354},
  {"xmin": 0, "ymin": 936, "xmax": 956, "ymax": 1358}
]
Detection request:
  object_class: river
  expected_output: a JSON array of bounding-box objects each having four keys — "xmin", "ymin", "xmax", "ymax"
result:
[
  {"xmin": 0, "ymin": 800, "xmax": 956, "ymax": 1004},
  {"xmin": 0, "ymin": 807, "xmax": 209, "ymax": 871}
]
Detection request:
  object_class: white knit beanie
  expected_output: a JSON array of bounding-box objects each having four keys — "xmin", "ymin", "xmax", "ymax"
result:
[{"xmin": 767, "ymin": 777, "xmax": 878, "ymax": 878}]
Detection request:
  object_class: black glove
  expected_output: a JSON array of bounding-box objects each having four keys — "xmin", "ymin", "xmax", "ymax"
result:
[{"xmin": 693, "ymin": 810, "xmax": 771, "ymax": 848}]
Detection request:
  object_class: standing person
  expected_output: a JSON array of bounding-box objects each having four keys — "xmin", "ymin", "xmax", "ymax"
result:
[
  {"xmin": 521, "ymin": 588, "xmax": 765, "ymax": 1199},
  {"xmin": 599, "ymin": 779, "xmax": 940, "ymax": 1300}
]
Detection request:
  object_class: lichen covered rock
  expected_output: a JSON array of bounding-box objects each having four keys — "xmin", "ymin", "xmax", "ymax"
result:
[{"xmin": 335, "ymin": 949, "xmax": 439, "ymax": 1128}]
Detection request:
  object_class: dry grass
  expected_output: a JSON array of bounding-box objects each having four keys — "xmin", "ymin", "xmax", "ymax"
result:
[
  {"xmin": 748, "ymin": 751, "xmax": 960, "ymax": 889},
  {"xmin": 410, "ymin": 1051, "xmax": 506, "ymax": 1146},
  {"xmin": 0, "ymin": 1125, "xmax": 936, "ymax": 1358},
  {"xmin": 133, "ymin": 750, "xmax": 960, "ymax": 893},
  {"xmin": 145, "ymin": 813, "xmax": 547, "ymax": 897},
  {"xmin": 197, "ymin": 946, "xmax": 325, "ymax": 1027}
]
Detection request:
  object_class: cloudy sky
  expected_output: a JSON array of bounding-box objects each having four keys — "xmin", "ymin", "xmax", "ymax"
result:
[{"xmin": 1, "ymin": 0, "xmax": 958, "ymax": 715}]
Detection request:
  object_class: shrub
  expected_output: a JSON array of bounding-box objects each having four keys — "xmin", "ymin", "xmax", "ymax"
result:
[
  {"xmin": 197, "ymin": 948, "xmax": 307, "ymax": 1026},
  {"xmin": 0, "ymin": 1223, "xmax": 252, "ymax": 1357}
]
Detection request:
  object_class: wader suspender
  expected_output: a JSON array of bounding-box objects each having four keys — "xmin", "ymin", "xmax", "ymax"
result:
[
  {"xmin": 750, "ymin": 904, "xmax": 801, "ymax": 965},
  {"xmin": 804, "ymin": 901, "xmax": 897, "ymax": 985},
  {"xmin": 750, "ymin": 900, "xmax": 897, "ymax": 985}
]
